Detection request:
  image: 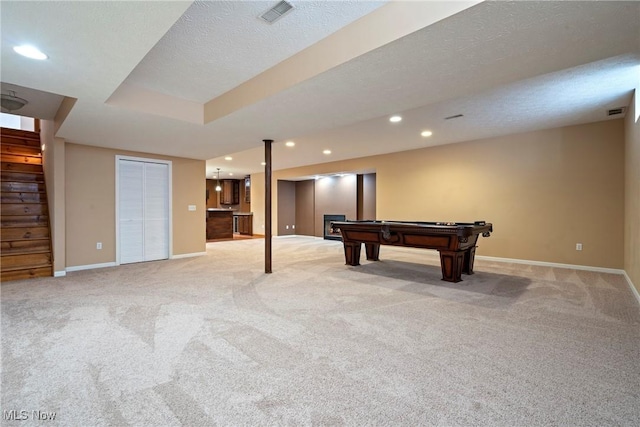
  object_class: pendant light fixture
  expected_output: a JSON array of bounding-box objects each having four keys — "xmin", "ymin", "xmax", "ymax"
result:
[{"xmin": 215, "ymin": 168, "xmax": 222, "ymax": 192}]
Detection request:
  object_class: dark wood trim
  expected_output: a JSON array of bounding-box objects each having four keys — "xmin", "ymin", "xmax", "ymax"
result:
[
  {"xmin": 264, "ymin": 139, "xmax": 273, "ymax": 273},
  {"xmin": 356, "ymin": 174, "xmax": 364, "ymax": 220}
]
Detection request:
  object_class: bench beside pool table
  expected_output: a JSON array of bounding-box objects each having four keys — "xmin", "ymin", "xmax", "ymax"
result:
[{"xmin": 330, "ymin": 220, "xmax": 493, "ymax": 283}]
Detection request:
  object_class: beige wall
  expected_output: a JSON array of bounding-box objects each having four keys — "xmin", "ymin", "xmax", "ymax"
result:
[
  {"xmin": 40, "ymin": 120, "xmax": 66, "ymax": 274},
  {"xmin": 379, "ymin": 121, "xmax": 625, "ymax": 267},
  {"xmin": 257, "ymin": 160, "xmax": 389, "ymax": 239},
  {"xmin": 255, "ymin": 119, "xmax": 625, "ymax": 269},
  {"xmin": 65, "ymin": 143, "xmax": 205, "ymax": 268},
  {"xmin": 362, "ymin": 173, "xmax": 376, "ymax": 220},
  {"xmin": 295, "ymin": 180, "xmax": 315, "ymax": 236},
  {"xmin": 277, "ymin": 180, "xmax": 296, "ymax": 235},
  {"xmin": 251, "ymin": 172, "xmax": 266, "ymax": 236},
  {"xmin": 624, "ymin": 90, "xmax": 639, "ymax": 295},
  {"xmin": 314, "ymin": 175, "xmax": 358, "ymax": 237},
  {"xmin": 275, "ymin": 175, "xmax": 370, "ymax": 237}
]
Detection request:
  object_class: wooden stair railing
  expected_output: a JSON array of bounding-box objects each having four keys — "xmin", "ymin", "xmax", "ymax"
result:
[{"xmin": 1, "ymin": 127, "xmax": 53, "ymax": 281}]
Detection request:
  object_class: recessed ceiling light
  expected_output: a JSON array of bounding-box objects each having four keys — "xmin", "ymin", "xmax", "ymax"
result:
[
  {"xmin": 261, "ymin": 162, "xmax": 266, "ymax": 166},
  {"xmin": 229, "ymin": 173, "xmax": 233, "ymax": 176},
  {"xmin": 285, "ymin": 141, "xmax": 295, "ymax": 147},
  {"xmin": 224, "ymin": 156, "xmax": 232, "ymax": 161},
  {"xmin": 323, "ymin": 149, "xmax": 331, "ymax": 155},
  {"xmin": 13, "ymin": 45, "xmax": 48, "ymax": 60},
  {"xmin": 421, "ymin": 130, "xmax": 433, "ymax": 137},
  {"xmin": 389, "ymin": 115, "xmax": 402, "ymax": 123}
]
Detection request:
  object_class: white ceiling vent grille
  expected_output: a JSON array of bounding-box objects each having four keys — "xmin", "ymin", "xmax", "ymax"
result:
[
  {"xmin": 259, "ymin": 1, "xmax": 294, "ymax": 24},
  {"xmin": 607, "ymin": 107, "xmax": 626, "ymax": 117}
]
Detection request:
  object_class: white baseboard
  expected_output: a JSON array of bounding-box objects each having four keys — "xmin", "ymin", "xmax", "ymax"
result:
[
  {"xmin": 623, "ymin": 271, "xmax": 640, "ymax": 305},
  {"xmin": 65, "ymin": 253, "xmax": 206, "ymax": 271},
  {"xmin": 475, "ymin": 255, "xmax": 624, "ymax": 275},
  {"xmin": 54, "ymin": 271, "xmax": 66, "ymax": 277},
  {"xmin": 171, "ymin": 252, "xmax": 206, "ymax": 259},
  {"xmin": 276, "ymin": 235, "xmax": 331, "ymax": 240},
  {"xmin": 66, "ymin": 262, "xmax": 117, "ymax": 272}
]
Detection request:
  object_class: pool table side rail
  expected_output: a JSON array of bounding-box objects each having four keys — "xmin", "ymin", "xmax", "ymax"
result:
[{"xmin": 330, "ymin": 221, "xmax": 493, "ymax": 247}]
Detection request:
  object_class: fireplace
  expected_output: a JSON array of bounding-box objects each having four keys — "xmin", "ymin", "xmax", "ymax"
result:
[{"xmin": 324, "ymin": 214, "xmax": 345, "ymax": 241}]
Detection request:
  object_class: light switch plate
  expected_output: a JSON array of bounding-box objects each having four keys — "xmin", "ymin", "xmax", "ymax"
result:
[{"xmin": 188, "ymin": 205, "xmax": 196, "ymax": 211}]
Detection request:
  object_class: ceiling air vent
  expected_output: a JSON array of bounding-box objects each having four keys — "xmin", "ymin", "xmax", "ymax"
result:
[
  {"xmin": 259, "ymin": 1, "xmax": 294, "ymax": 24},
  {"xmin": 607, "ymin": 107, "xmax": 626, "ymax": 117},
  {"xmin": 445, "ymin": 114, "xmax": 464, "ymax": 120}
]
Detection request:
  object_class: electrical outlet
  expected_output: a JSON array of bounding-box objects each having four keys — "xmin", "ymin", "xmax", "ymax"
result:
[
  {"xmin": 576, "ymin": 243, "xmax": 582, "ymax": 251},
  {"xmin": 96, "ymin": 242, "xmax": 102, "ymax": 250}
]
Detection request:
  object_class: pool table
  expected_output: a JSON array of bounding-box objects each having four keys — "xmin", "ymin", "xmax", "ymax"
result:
[{"xmin": 330, "ymin": 220, "xmax": 493, "ymax": 283}]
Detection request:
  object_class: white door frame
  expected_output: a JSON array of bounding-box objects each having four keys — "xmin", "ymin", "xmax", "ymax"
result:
[{"xmin": 115, "ymin": 155, "xmax": 173, "ymax": 265}]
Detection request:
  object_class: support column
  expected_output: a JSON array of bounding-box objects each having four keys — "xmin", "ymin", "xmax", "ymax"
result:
[{"xmin": 264, "ymin": 139, "xmax": 273, "ymax": 274}]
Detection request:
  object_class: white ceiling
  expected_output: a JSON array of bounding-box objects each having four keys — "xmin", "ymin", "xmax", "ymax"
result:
[
  {"xmin": 1, "ymin": 1, "xmax": 638, "ymax": 180},
  {"xmin": 125, "ymin": 1, "xmax": 386, "ymax": 102},
  {"xmin": 0, "ymin": 82, "xmax": 64, "ymax": 120}
]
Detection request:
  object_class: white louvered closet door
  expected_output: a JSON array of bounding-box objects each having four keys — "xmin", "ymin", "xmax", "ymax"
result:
[
  {"xmin": 118, "ymin": 159, "xmax": 169, "ymax": 264},
  {"xmin": 143, "ymin": 162, "xmax": 169, "ymax": 261}
]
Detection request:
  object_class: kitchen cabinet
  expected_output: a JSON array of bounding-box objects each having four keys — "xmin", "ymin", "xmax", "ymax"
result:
[
  {"xmin": 220, "ymin": 180, "xmax": 239, "ymax": 205},
  {"xmin": 244, "ymin": 176, "xmax": 251, "ymax": 203},
  {"xmin": 206, "ymin": 209, "xmax": 233, "ymax": 239},
  {"xmin": 237, "ymin": 214, "xmax": 253, "ymax": 235}
]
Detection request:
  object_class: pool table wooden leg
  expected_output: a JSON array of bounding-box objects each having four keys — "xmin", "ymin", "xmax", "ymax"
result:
[
  {"xmin": 438, "ymin": 250, "xmax": 465, "ymax": 282},
  {"xmin": 343, "ymin": 242, "xmax": 362, "ymax": 266},
  {"xmin": 365, "ymin": 243, "xmax": 380, "ymax": 261},
  {"xmin": 463, "ymin": 246, "xmax": 477, "ymax": 275}
]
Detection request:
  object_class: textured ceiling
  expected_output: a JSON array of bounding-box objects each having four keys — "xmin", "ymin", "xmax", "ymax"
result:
[
  {"xmin": 125, "ymin": 0, "xmax": 386, "ymax": 102},
  {"xmin": 0, "ymin": 1, "xmax": 638, "ymax": 180},
  {"xmin": 210, "ymin": 53, "xmax": 639, "ymax": 179},
  {"xmin": 0, "ymin": 82, "xmax": 64, "ymax": 120}
]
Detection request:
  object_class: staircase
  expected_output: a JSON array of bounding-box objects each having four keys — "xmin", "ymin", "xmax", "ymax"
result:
[{"xmin": 1, "ymin": 127, "xmax": 53, "ymax": 281}]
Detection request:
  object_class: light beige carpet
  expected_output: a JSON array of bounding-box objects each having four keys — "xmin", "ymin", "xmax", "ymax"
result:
[{"xmin": 1, "ymin": 236, "xmax": 639, "ymax": 426}]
